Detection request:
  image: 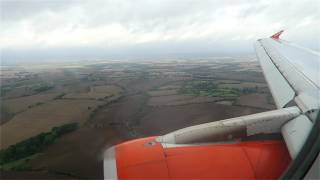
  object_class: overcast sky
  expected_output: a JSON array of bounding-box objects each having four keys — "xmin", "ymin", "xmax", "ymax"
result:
[{"xmin": 1, "ymin": 0, "xmax": 319, "ymax": 64}]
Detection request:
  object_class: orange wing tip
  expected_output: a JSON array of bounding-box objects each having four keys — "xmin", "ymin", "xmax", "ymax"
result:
[{"xmin": 270, "ymin": 30, "xmax": 284, "ymax": 40}]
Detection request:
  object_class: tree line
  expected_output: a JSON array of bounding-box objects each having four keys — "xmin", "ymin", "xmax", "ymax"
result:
[{"xmin": 0, "ymin": 123, "xmax": 79, "ymax": 165}]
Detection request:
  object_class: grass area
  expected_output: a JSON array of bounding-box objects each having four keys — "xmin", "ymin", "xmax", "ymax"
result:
[
  {"xmin": 0, "ymin": 154, "xmax": 40, "ymax": 171},
  {"xmin": 179, "ymin": 81, "xmax": 240, "ymax": 98}
]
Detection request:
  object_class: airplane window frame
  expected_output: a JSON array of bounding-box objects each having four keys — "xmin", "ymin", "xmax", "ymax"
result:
[{"xmin": 281, "ymin": 112, "xmax": 320, "ymax": 179}]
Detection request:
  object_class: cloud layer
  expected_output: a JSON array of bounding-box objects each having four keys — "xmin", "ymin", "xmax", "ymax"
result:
[{"xmin": 1, "ymin": 0, "xmax": 319, "ymax": 63}]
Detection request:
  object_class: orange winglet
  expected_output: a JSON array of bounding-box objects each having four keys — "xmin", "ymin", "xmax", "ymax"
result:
[
  {"xmin": 271, "ymin": 30, "xmax": 284, "ymax": 40},
  {"xmin": 115, "ymin": 137, "xmax": 291, "ymax": 179}
]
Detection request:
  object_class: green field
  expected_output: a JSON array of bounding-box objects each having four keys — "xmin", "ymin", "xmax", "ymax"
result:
[
  {"xmin": 179, "ymin": 80, "xmax": 260, "ymax": 98},
  {"xmin": 179, "ymin": 81, "xmax": 240, "ymax": 98}
]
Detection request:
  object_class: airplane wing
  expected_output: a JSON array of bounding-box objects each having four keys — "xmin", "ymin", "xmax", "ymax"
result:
[
  {"xmin": 255, "ymin": 32, "xmax": 319, "ymax": 158},
  {"xmin": 255, "ymin": 32, "xmax": 320, "ymax": 111},
  {"xmin": 103, "ymin": 32, "xmax": 320, "ymax": 179}
]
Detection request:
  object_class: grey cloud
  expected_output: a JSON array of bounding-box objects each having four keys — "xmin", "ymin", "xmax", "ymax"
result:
[
  {"xmin": 0, "ymin": 0, "xmax": 319, "ymax": 64},
  {"xmin": 1, "ymin": 0, "xmax": 81, "ymax": 21}
]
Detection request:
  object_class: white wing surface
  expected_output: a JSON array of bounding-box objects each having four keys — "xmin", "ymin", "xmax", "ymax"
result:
[{"xmin": 254, "ymin": 33, "xmax": 320, "ymax": 158}]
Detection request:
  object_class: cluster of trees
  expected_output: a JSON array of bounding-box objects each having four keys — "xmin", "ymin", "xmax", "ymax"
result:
[
  {"xmin": 240, "ymin": 87, "xmax": 258, "ymax": 94},
  {"xmin": 33, "ymin": 84, "xmax": 53, "ymax": 93},
  {"xmin": 266, "ymin": 93, "xmax": 275, "ymax": 105},
  {"xmin": 180, "ymin": 81, "xmax": 261, "ymax": 98},
  {"xmin": 0, "ymin": 123, "xmax": 78, "ymax": 165},
  {"xmin": 180, "ymin": 81, "xmax": 217, "ymax": 95},
  {"xmin": 0, "ymin": 86, "xmax": 12, "ymax": 97},
  {"xmin": 53, "ymin": 93, "xmax": 66, "ymax": 100}
]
